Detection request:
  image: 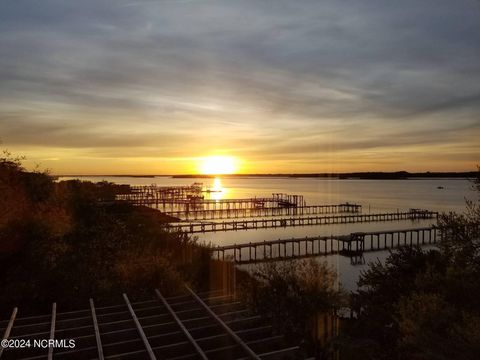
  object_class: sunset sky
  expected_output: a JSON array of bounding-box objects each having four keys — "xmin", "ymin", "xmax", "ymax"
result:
[{"xmin": 1, "ymin": 0, "xmax": 479, "ymax": 174}]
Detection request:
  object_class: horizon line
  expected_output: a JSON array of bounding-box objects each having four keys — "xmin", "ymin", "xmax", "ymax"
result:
[{"xmin": 55, "ymin": 170, "xmax": 478, "ymax": 178}]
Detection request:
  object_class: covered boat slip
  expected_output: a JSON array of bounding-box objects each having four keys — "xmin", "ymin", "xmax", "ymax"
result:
[{"xmin": 0, "ymin": 287, "xmax": 301, "ymax": 360}]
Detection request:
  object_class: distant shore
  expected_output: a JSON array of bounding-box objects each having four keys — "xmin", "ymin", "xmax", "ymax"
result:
[{"xmin": 57, "ymin": 171, "xmax": 477, "ymax": 180}]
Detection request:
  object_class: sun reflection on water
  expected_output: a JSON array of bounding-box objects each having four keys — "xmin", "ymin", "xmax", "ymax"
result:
[{"xmin": 208, "ymin": 177, "xmax": 227, "ymax": 201}]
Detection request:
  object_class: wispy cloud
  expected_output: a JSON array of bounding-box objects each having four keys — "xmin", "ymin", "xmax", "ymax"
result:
[{"xmin": 0, "ymin": 0, "xmax": 479, "ymax": 173}]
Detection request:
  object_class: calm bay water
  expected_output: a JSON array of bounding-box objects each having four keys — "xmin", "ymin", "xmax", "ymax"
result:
[
  {"xmin": 60, "ymin": 176, "xmax": 474, "ymax": 291},
  {"xmin": 60, "ymin": 176, "xmax": 472, "ymax": 214}
]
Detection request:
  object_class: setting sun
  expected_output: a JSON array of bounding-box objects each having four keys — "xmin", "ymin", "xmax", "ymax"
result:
[{"xmin": 199, "ymin": 156, "xmax": 238, "ymax": 175}]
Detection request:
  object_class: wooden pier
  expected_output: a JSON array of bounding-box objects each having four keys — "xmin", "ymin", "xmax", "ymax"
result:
[
  {"xmin": 116, "ymin": 187, "xmax": 308, "ymax": 212},
  {"xmin": 170, "ymin": 210, "xmax": 438, "ymax": 234},
  {"xmin": 116, "ymin": 183, "xmax": 203, "ymax": 202},
  {"xmin": 165, "ymin": 203, "xmax": 361, "ymax": 220},
  {"xmin": 212, "ymin": 226, "xmax": 440, "ymax": 264},
  {"xmin": 117, "ymin": 195, "xmax": 304, "ymax": 211}
]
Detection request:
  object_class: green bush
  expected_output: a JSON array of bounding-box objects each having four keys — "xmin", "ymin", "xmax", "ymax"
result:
[
  {"xmin": 0, "ymin": 152, "xmax": 213, "ymax": 315},
  {"xmin": 343, "ymin": 169, "xmax": 480, "ymax": 360},
  {"xmin": 239, "ymin": 259, "xmax": 346, "ymax": 357}
]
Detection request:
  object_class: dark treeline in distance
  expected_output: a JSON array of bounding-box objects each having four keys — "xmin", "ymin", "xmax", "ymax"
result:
[
  {"xmin": 172, "ymin": 171, "xmax": 477, "ymax": 179},
  {"xmin": 58, "ymin": 171, "xmax": 477, "ymax": 179}
]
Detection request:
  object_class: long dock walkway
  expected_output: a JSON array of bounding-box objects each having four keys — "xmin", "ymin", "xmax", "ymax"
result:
[
  {"xmin": 128, "ymin": 183, "xmax": 203, "ymax": 199},
  {"xmin": 166, "ymin": 203, "xmax": 361, "ymax": 220},
  {"xmin": 212, "ymin": 226, "xmax": 440, "ymax": 264},
  {"xmin": 170, "ymin": 210, "xmax": 438, "ymax": 234},
  {"xmin": 116, "ymin": 192, "xmax": 306, "ymax": 212}
]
